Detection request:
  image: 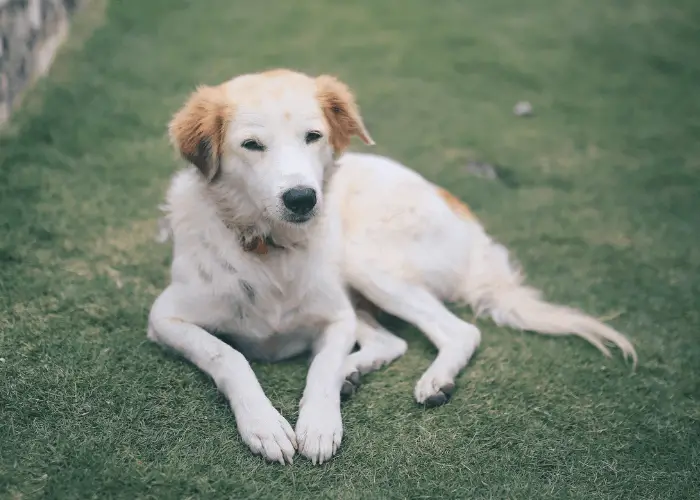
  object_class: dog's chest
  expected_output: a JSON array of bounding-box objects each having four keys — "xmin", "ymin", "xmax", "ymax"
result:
[{"xmin": 199, "ymin": 252, "xmax": 325, "ymax": 361}]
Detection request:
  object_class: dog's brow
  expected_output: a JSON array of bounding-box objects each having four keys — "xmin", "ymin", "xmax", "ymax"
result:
[
  {"xmin": 235, "ymin": 111, "xmax": 267, "ymax": 128},
  {"xmin": 234, "ymin": 110, "xmax": 322, "ymax": 126},
  {"xmin": 299, "ymin": 111, "xmax": 323, "ymax": 120}
]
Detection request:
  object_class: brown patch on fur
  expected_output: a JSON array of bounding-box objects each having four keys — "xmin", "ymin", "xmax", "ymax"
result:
[
  {"xmin": 242, "ymin": 236, "xmax": 269, "ymax": 255},
  {"xmin": 437, "ymin": 187, "xmax": 476, "ymax": 221},
  {"xmin": 169, "ymin": 85, "xmax": 233, "ymax": 181},
  {"xmin": 316, "ymin": 75, "xmax": 374, "ymax": 152}
]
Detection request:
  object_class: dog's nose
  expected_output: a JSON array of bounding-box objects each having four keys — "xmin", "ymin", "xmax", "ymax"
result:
[{"xmin": 282, "ymin": 186, "xmax": 317, "ymax": 215}]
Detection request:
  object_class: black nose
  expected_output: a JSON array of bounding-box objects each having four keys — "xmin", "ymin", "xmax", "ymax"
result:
[{"xmin": 282, "ymin": 186, "xmax": 317, "ymax": 215}]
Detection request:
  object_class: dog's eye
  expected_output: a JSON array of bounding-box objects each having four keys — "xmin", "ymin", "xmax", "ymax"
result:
[
  {"xmin": 305, "ymin": 131, "xmax": 323, "ymax": 144},
  {"xmin": 241, "ymin": 139, "xmax": 265, "ymax": 152}
]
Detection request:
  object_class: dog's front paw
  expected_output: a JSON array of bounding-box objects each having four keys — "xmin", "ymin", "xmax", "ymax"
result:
[
  {"xmin": 295, "ymin": 398, "xmax": 343, "ymax": 465},
  {"xmin": 235, "ymin": 402, "xmax": 297, "ymax": 464}
]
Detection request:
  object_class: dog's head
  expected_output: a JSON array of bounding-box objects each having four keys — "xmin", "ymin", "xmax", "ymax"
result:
[{"xmin": 168, "ymin": 69, "xmax": 373, "ymax": 227}]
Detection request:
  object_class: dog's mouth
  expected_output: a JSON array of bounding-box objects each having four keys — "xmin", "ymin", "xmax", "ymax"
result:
[{"xmin": 282, "ymin": 211, "xmax": 316, "ymax": 225}]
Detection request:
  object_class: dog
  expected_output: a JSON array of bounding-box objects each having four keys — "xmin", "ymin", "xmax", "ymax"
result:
[{"xmin": 148, "ymin": 69, "xmax": 637, "ymax": 466}]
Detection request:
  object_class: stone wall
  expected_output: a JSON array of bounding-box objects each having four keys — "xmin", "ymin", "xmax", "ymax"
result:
[{"xmin": 0, "ymin": 0, "xmax": 82, "ymax": 125}]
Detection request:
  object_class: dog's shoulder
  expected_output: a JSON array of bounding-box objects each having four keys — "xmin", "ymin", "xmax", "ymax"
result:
[
  {"xmin": 159, "ymin": 169, "xmax": 237, "ymax": 278},
  {"xmin": 164, "ymin": 168, "xmax": 213, "ymax": 226}
]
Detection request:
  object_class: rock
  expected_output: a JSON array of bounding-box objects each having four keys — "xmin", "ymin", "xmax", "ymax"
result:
[
  {"xmin": 513, "ymin": 101, "xmax": 533, "ymax": 117},
  {"xmin": 465, "ymin": 160, "xmax": 498, "ymax": 180}
]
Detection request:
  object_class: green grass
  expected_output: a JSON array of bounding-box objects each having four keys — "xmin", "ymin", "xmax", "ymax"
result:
[{"xmin": 1, "ymin": 0, "xmax": 699, "ymax": 498}]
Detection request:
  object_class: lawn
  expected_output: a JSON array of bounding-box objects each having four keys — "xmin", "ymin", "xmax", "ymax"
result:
[{"xmin": 1, "ymin": 0, "xmax": 699, "ymax": 498}]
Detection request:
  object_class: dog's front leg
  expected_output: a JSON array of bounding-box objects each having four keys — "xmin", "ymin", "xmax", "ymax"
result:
[
  {"xmin": 295, "ymin": 308, "xmax": 356, "ymax": 465},
  {"xmin": 148, "ymin": 299, "xmax": 296, "ymax": 464}
]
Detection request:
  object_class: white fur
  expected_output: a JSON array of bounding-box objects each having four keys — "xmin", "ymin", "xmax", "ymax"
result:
[{"xmin": 149, "ymin": 71, "xmax": 636, "ymax": 466}]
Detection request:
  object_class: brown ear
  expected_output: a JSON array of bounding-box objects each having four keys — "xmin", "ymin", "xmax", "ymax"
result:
[
  {"xmin": 168, "ymin": 85, "xmax": 232, "ymax": 181},
  {"xmin": 316, "ymin": 75, "xmax": 374, "ymax": 152}
]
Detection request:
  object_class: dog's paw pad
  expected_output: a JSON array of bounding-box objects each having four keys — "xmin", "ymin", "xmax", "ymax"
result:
[
  {"xmin": 415, "ymin": 374, "xmax": 456, "ymax": 407},
  {"xmin": 423, "ymin": 391, "xmax": 449, "ymax": 407},
  {"xmin": 340, "ymin": 371, "xmax": 361, "ymax": 400},
  {"xmin": 440, "ymin": 382, "xmax": 455, "ymax": 396},
  {"xmin": 423, "ymin": 384, "xmax": 455, "ymax": 408}
]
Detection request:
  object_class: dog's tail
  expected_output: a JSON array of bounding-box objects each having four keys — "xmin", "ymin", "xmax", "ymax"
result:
[{"xmin": 460, "ymin": 234, "xmax": 637, "ymax": 366}]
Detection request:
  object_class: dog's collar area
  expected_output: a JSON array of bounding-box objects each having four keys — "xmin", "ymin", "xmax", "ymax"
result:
[{"xmin": 241, "ymin": 234, "xmax": 286, "ymax": 255}]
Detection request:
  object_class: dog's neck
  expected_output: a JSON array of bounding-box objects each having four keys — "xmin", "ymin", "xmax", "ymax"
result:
[
  {"xmin": 211, "ymin": 193, "xmax": 322, "ymax": 256},
  {"xmin": 237, "ymin": 227, "xmax": 290, "ymax": 255}
]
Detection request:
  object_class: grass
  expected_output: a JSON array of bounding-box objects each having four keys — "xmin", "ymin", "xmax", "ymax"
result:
[{"xmin": 1, "ymin": 0, "xmax": 699, "ymax": 498}]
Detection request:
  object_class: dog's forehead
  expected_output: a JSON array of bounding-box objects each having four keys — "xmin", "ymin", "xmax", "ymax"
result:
[{"xmin": 224, "ymin": 70, "xmax": 322, "ymax": 122}]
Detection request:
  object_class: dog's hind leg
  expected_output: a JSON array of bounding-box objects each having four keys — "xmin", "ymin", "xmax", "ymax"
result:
[
  {"xmin": 340, "ymin": 310, "xmax": 408, "ymax": 399},
  {"xmin": 349, "ymin": 270, "xmax": 481, "ymax": 407}
]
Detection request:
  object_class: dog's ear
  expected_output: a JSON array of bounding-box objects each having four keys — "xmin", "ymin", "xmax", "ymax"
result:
[
  {"xmin": 168, "ymin": 85, "xmax": 231, "ymax": 181},
  {"xmin": 316, "ymin": 75, "xmax": 374, "ymax": 152}
]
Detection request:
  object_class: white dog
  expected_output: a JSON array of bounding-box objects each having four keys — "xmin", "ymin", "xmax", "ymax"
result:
[{"xmin": 148, "ymin": 69, "xmax": 636, "ymax": 466}]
